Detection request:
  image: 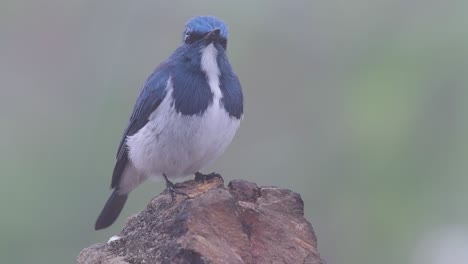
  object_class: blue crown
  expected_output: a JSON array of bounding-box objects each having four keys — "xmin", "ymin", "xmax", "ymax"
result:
[{"xmin": 184, "ymin": 16, "xmax": 229, "ymax": 39}]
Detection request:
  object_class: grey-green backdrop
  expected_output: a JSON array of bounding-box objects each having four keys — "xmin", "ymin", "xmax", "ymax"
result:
[{"xmin": 1, "ymin": 1, "xmax": 468, "ymax": 264}]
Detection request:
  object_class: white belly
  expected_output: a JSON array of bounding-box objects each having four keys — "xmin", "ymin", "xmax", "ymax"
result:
[{"xmin": 126, "ymin": 92, "xmax": 240, "ymax": 180}]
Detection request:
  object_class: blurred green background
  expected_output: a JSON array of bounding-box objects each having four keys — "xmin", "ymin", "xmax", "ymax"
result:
[{"xmin": 1, "ymin": 1, "xmax": 468, "ymax": 263}]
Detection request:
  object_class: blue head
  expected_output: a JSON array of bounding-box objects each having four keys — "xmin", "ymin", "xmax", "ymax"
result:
[{"xmin": 183, "ymin": 16, "xmax": 229, "ymax": 49}]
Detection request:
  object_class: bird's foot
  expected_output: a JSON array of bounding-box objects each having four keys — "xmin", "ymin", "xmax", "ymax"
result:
[
  {"xmin": 194, "ymin": 172, "xmax": 221, "ymax": 183},
  {"xmin": 163, "ymin": 174, "xmax": 191, "ymax": 201}
]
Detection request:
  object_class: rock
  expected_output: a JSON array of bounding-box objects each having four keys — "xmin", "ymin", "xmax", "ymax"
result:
[{"xmin": 78, "ymin": 175, "xmax": 323, "ymax": 264}]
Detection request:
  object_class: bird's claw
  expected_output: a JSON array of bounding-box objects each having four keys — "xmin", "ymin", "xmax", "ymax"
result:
[
  {"xmin": 164, "ymin": 174, "xmax": 191, "ymax": 201},
  {"xmin": 195, "ymin": 172, "xmax": 220, "ymax": 183}
]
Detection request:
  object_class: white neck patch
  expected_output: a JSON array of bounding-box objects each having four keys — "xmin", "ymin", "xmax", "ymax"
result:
[{"xmin": 201, "ymin": 43, "xmax": 222, "ymax": 100}]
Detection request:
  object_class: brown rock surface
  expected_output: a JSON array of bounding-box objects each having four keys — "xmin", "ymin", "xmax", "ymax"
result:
[{"xmin": 78, "ymin": 175, "xmax": 323, "ymax": 264}]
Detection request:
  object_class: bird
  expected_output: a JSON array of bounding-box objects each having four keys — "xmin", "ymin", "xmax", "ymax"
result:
[{"xmin": 94, "ymin": 16, "xmax": 244, "ymax": 230}]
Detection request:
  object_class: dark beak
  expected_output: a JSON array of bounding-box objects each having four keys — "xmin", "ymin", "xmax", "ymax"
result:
[{"xmin": 204, "ymin": 29, "xmax": 221, "ymax": 41}]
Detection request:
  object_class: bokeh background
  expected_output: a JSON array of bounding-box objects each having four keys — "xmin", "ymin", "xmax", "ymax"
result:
[{"xmin": 1, "ymin": 0, "xmax": 468, "ymax": 263}]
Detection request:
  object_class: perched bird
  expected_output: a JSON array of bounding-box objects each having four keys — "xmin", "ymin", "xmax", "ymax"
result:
[{"xmin": 95, "ymin": 16, "xmax": 243, "ymax": 230}]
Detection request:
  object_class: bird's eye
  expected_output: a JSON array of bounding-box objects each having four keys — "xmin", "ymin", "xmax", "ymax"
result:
[
  {"xmin": 183, "ymin": 33, "xmax": 191, "ymax": 42},
  {"xmin": 184, "ymin": 32, "xmax": 205, "ymax": 44}
]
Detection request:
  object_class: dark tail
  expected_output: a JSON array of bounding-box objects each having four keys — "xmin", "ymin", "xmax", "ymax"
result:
[{"xmin": 95, "ymin": 191, "xmax": 128, "ymax": 230}]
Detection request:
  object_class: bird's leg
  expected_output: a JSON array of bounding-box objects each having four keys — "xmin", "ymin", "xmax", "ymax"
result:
[
  {"xmin": 195, "ymin": 172, "xmax": 221, "ymax": 183},
  {"xmin": 163, "ymin": 174, "xmax": 190, "ymax": 200}
]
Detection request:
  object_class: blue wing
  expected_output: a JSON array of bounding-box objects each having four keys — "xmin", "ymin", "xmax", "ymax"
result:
[{"xmin": 111, "ymin": 62, "xmax": 172, "ymax": 189}]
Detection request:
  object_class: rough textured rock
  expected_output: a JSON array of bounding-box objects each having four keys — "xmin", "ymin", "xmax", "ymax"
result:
[{"xmin": 78, "ymin": 175, "xmax": 323, "ymax": 264}]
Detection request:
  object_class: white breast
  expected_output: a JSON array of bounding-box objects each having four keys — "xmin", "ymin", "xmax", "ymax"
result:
[
  {"xmin": 126, "ymin": 44, "xmax": 241, "ymax": 180},
  {"xmin": 201, "ymin": 43, "xmax": 222, "ymax": 100}
]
